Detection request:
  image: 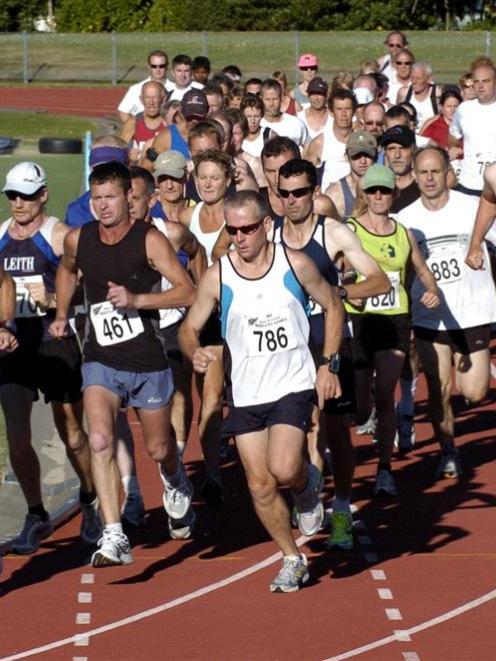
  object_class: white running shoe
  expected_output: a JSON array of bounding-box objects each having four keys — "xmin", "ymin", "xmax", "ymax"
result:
[
  {"xmin": 397, "ymin": 414, "xmax": 416, "ymax": 451},
  {"xmin": 168, "ymin": 508, "xmax": 196, "ymax": 540},
  {"xmin": 80, "ymin": 499, "xmax": 102, "ymax": 545},
  {"xmin": 374, "ymin": 469, "xmax": 397, "ymax": 497},
  {"xmin": 269, "ymin": 554, "xmax": 309, "ymax": 593},
  {"xmin": 162, "ymin": 463, "xmax": 193, "ymax": 520},
  {"xmin": 356, "ymin": 408, "xmax": 377, "ymax": 435},
  {"xmin": 91, "ymin": 529, "xmax": 133, "ymax": 567},
  {"xmin": 121, "ymin": 493, "xmax": 145, "ymax": 528},
  {"xmin": 292, "ymin": 464, "xmax": 324, "ymax": 537},
  {"xmin": 436, "ymin": 448, "xmax": 462, "ymax": 479},
  {"xmin": 12, "ymin": 514, "xmax": 53, "ymax": 555}
]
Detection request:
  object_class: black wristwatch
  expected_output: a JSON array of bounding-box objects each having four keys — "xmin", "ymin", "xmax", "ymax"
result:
[
  {"xmin": 0, "ymin": 319, "xmax": 16, "ymax": 334},
  {"xmin": 145, "ymin": 147, "xmax": 159, "ymax": 162},
  {"xmin": 319, "ymin": 353, "xmax": 341, "ymax": 374},
  {"xmin": 337, "ymin": 286, "xmax": 348, "ymax": 300}
]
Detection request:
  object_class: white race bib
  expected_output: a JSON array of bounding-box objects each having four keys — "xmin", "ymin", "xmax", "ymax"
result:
[
  {"xmin": 14, "ymin": 275, "xmax": 46, "ymax": 318},
  {"xmin": 244, "ymin": 307, "xmax": 297, "ymax": 356},
  {"xmin": 90, "ymin": 301, "xmax": 144, "ymax": 347},
  {"xmin": 365, "ymin": 271, "xmax": 400, "ymax": 312},
  {"xmin": 427, "ymin": 245, "xmax": 465, "ymax": 285}
]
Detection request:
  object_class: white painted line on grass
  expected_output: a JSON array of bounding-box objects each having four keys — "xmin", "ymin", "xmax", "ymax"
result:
[
  {"xmin": 322, "ymin": 588, "xmax": 496, "ymax": 660},
  {"xmin": 377, "ymin": 588, "xmax": 393, "ymax": 600},
  {"xmin": 370, "ymin": 570, "xmax": 386, "ymax": 580},
  {"xmin": 385, "ymin": 608, "xmax": 403, "ymax": 620}
]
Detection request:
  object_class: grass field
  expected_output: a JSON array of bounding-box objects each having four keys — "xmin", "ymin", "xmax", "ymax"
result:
[{"xmin": 0, "ymin": 31, "xmax": 494, "ymax": 85}]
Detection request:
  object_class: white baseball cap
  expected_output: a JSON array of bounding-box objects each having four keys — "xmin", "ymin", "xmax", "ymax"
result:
[{"xmin": 3, "ymin": 162, "xmax": 47, "ymax": 195}]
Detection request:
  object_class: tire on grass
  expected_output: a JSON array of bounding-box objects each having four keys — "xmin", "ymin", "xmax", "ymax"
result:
[{"xmin": 38, "ymin": 137, "xmax": 82, "ymax": 154}]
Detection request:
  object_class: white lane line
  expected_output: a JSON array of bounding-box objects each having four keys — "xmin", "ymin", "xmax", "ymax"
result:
[
  {"xmin": 377, "ymin": 589, "xmax": 393, "ymax": 600},
  {"xmin": 0, "ymin": 538, "xmax": 305, "ymax": 660},
  {"xmin": 80, "ymin": 574, "xmax": 94, "ymax": 584},
  {"xmin": 322, "ymin": 588, "xmax": 496, "ymax": 661},
  {"xmin": 77, "ymin": 593, "xmax": 92, "ymax": 604},
  {"xmin": 394, "ymin": 630, "xmax": 411, "ymax": 642},
  {"xmin": 491, "ymin": 362, "xmax": 496, "ymax": 380},
  {"xmin": 402, "ymin": 653, "xmax": 420, "ymax": 661},
  {"xmin": 72, "ymin": 657, "xmax": 88, "ymax": 661},
  {"xmin": 385, "ymin": 608, "xmax": 403, "ymax": 620},
  {"xmin": 73, "ymin": 636, "xmax": 89, "ymax": 648},
  {"xmin": 75, "ymin": 614, "xmax": 91, "ymax": 625},
  {"xmin": 370, "ymin": 570, "xmax": 386, "ymax": 581}
]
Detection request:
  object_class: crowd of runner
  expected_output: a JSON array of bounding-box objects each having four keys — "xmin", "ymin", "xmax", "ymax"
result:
[{"xmin": 1, "ymin": 30, "xmax": 495, "ymax": 592}]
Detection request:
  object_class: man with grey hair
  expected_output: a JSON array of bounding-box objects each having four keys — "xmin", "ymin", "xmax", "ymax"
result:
[{"xmin": 397, "ymin": 62, "xmax": 442, "ymax": 130}]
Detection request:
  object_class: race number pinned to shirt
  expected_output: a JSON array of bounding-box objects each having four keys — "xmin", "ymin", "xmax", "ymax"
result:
[
  {"xmin": 90, "ymin": 301, "xmax": 144, "ymax": 346},
  {"xmin": 244, "ymin": 307, "xmax": 298, "ymax": 356},
  {"xmin": 427, "ymin": 244, "xmax": 465, "ymax": 285},
  {"xmin": 365, "ymin": 271, "xmax": 400, "ymax": 312},
  {"xmin": 14, "ymin": 275, "xmax": 46, "ymax": 318}
]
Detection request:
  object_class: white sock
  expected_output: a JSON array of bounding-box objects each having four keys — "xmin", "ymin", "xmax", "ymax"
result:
[
  {"xmin": 398, "ymin": 376, "xmax": 418, "ymax": 417},
  {"xmin": 121, "ymin": 475, "xmax": 140, "ymax": 497},
  {"xmin": 105, "ymin": 522, "xmax": 123, "ymax": 534},
  {"xmin": 332, "ymin": 496, "xmax": 351, "ymax": 514}
]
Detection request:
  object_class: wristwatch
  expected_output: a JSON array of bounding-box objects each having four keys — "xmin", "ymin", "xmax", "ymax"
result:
[
  {"xmin": 145, "ymin": 147, "xmax": 159, "ymax": 162},
  {"xmin": 0, "ymin": 319, "xmax": 16, "ymax": 334},
  {"xmin": 319, "ymin": 353, "xmax": 341, "ymax": 374},
  {"xmin": 337, "ymin": 286, "xmax": 348, "ymax": 301}
]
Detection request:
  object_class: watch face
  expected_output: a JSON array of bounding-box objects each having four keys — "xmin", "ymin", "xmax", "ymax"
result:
[{"xmin": 338, "ymin": 287, "xmax": 347, "ymax": 300}]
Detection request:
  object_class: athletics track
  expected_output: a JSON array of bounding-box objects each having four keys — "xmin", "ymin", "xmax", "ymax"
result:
[{"xmin": 0, "ymin": 87, "xmax": 496, "ymax": 661}]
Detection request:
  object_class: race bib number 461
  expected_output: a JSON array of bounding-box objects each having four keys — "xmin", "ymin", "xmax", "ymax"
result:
[
  {"xmin": 90, "ymin": 301, "xmax": 144, "ymax": 346},
  {"xmin": 244, "ymin": 308, "xmax": 297, "ymax": 356}
]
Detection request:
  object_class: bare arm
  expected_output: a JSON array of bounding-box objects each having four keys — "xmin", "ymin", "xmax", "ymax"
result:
[
  {"xmin": 303, "ymin": 134, "xmax": 324, "ymax": 167},
  {"xmin": 407, "ymin": 229, "xmax": 440, "ymax": 309},
  {"xmin": 0, "ymin": 269, "xmax": 18, "ymax": 351},
  {"xmin": 315, "ymin": 193, "xmax": 340, "ymax": 221},
  {"xmin": 233, "ymin": 157, "xmax": 259, "ymax": 192},
  {"xmin": 49, "ymin": 228, "xmax": 80, "ymax": 337},
  {"xmin": 211, "ymin": 227, "xmax": 233, "ymax": 261},
  {"xmin": 287, "ymin": 248, "xmax": 344, "ymax": 408},
  {"xmin": 178, "ymin": 264, "xmax": 220, "ymax": 373},
  {"xmin": 466, "ymin": 165, "xmax": 496, "ymax": 269},
  {"xmin": 166, "ymin": 221, "xmax": 208, "ymax": 282},
  {"xmin": 139, "ymin": 127, "xmax": 171, "ymax": 170},
  {"xmin": 120, "ymin": 117, "xmax": 136, "ymax": 145},
  {"xmin": 178, "ymin": 205, "xmax": 194, "ymax": 228}
]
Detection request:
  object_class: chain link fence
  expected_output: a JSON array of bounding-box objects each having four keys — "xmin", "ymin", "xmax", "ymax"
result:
[{"xmin": 0, "ymin": 31, "xmax": 494, "ymax": 85}]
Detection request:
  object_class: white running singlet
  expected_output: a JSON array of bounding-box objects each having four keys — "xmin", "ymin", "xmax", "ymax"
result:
[{"xmin": 189, "ymin": 201, "xmax": 224, "ymax": 266}]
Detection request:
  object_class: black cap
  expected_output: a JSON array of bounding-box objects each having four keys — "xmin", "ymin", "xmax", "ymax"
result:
[{"xmin": 381, "ymin": 125, "xmax": 416, "ymax": 148}]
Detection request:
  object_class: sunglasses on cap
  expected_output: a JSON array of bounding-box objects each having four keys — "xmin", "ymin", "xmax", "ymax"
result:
[
  {"xmin": 225, "ymin": 219, "xmax": 264, "ymax": 236},
  {"xmin": 277, "ymin": 185, "xmax": 313, "ymax": 199},
  {"xmin": 150, "ymin": 63, "xmax": 167, "ymax": 69},
  {"xmin": 5, "ymin": 190, "xmax": 41, "ymax": 202}
]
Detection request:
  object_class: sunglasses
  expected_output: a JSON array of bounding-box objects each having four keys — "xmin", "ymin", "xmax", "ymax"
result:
[
  {"xmin": 225, "ymin": 219, "xmax": 264, "ymax": 236},
  {"xmin": 5, "ymin": 190, "xmax": 40, "ymax": 201},
  {"xmin": 300, "ymin": 66, "xmax": 317, "ymax": 71},
  {"xmin": 396, "ymin": 60, "xmax": 412, "ymax": 65},
  {"xmin": 365, "ymin": 186, "xmax": 393, "ymax": 195},
  {"xmin": 150, "ymin": 64, "xmax": 167, "ymax": 69},
  {"xmin": 277, "ymin": 186, "xmax": 313, "ymax": 199},
  {"xmin": 388, "ymin": 43, "xmax": 404, "ymax": 48}
]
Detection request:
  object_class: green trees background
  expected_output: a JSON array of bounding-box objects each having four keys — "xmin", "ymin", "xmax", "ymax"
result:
[{"xmin": 0, "ymin": 0, "xmax": 492, "ymax": 33}]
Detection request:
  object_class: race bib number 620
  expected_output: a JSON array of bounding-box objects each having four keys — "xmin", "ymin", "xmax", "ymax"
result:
[{"xmin": 90, "ymin": 301, "xmax": 144, "ymax": 346}]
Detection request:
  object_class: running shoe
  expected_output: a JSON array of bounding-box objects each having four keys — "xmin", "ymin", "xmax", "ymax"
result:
[
  {"xmin": 397, "ymin": 414, "xmax": 416, "ymax": 451},
  {"xmin": 292, "ymin": 464, "xmax": 324, "ymax": 537},
  {"xmin": 162, "ymin": 463, "xmax": 193, "ymax": 520},
  {"xmin": 12, "ymin": 513, "xmax": 53, "ymax": 555},
  {"xmin": 80, "ymin": 499, "xmax": 103, "ymax": 545},
  {"xmin": 200, "ymin": 471, "xmax": 224, "ymax": 507},
  {"xmin": 436, "ymin": 448, "xmax": 462, "ymax": 479},
  {"xmin": 269, "ymin": 554, "xmax": 309, "ymax": 593},
  {"xmin": 374, "ymin": 469, "xmax": 397, "ymax": 497},
  {"xmin": 121, "ymin": 493, "xmax": 145, "ymax": 528},
  {"xmin": 356, "ymin": 408, "xmax": 377, "ymax": 436},
  {"xmin": 91, "ymin": 529, "xmax": 133, "ymax": 567},
  {"xmin": 325, "ymin": 511, "xmax": 354, "ymax": 550},
  {"xmin": 168, "ymin": 507, "xmax": 196, "ymax": 540}
]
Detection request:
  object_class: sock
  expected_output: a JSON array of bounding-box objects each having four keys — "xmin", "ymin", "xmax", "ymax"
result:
[
  {"xmin": 284, "ymin": 554, "xmax": 300, "ymax": 561},
  {"xmin": 28, "ymin": 504, "xmax": 49, "ymax": 521},
  {"xmin": 79, "ymin": 489, "xmax": 97, "ymax": 505},
  {"xmin": 121, "ymin": 475, "xmax": 140, "ymax": 497},
  {"xmin": 104, "ymin": 522, "xmax": 123, "ymax": 534},
  {"xmin": 332, "ymin": 496, "xmax": 351, "ymax": 514},
  {"xmin": 158, "ymin": 463, "xmax": 181, "ymax": 488},
  {"xmin": 398, "ymin": 377, "xmax": 418, "ymax": 418}
]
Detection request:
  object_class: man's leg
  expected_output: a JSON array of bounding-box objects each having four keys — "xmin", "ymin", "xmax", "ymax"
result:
[
  {"xmin": 0, "ymin": 384, "xmax": 52, "ymax": 554},
  {"xmin": 116, "ymin": 412, "xmax": 145, "ymax": 528},
  {"xmin": 454, "ymin": 348, "xmax": 490, "ymax": 404},
  {"xmin": 170, "ymin": 356, "xmax": 193, "ymax": 458}
]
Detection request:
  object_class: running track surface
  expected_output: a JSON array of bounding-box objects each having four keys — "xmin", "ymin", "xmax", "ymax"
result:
[
  {"xmin": 1, "ymin": 88, "xmax": 496, "ymax": 660},
  {"xmin": 1, "ymin": 362, "xmax": 496, "ymax": 661}
]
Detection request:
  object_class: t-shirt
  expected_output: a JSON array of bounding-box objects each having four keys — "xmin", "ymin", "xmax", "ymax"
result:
[
  {"xmin": 260, "ymin": 113, "xmax": 309, "ymax": 147},
  {"xmin": 450, "ymin": 98, "xmax": 496, "ymax": 190},
  {"xmin": 117, "ymin": 77, "xmax": 167, "ymax": 116},
  {"xmin": 398, "ymin": 190, "xmax": 496, "ymax": 330}
]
